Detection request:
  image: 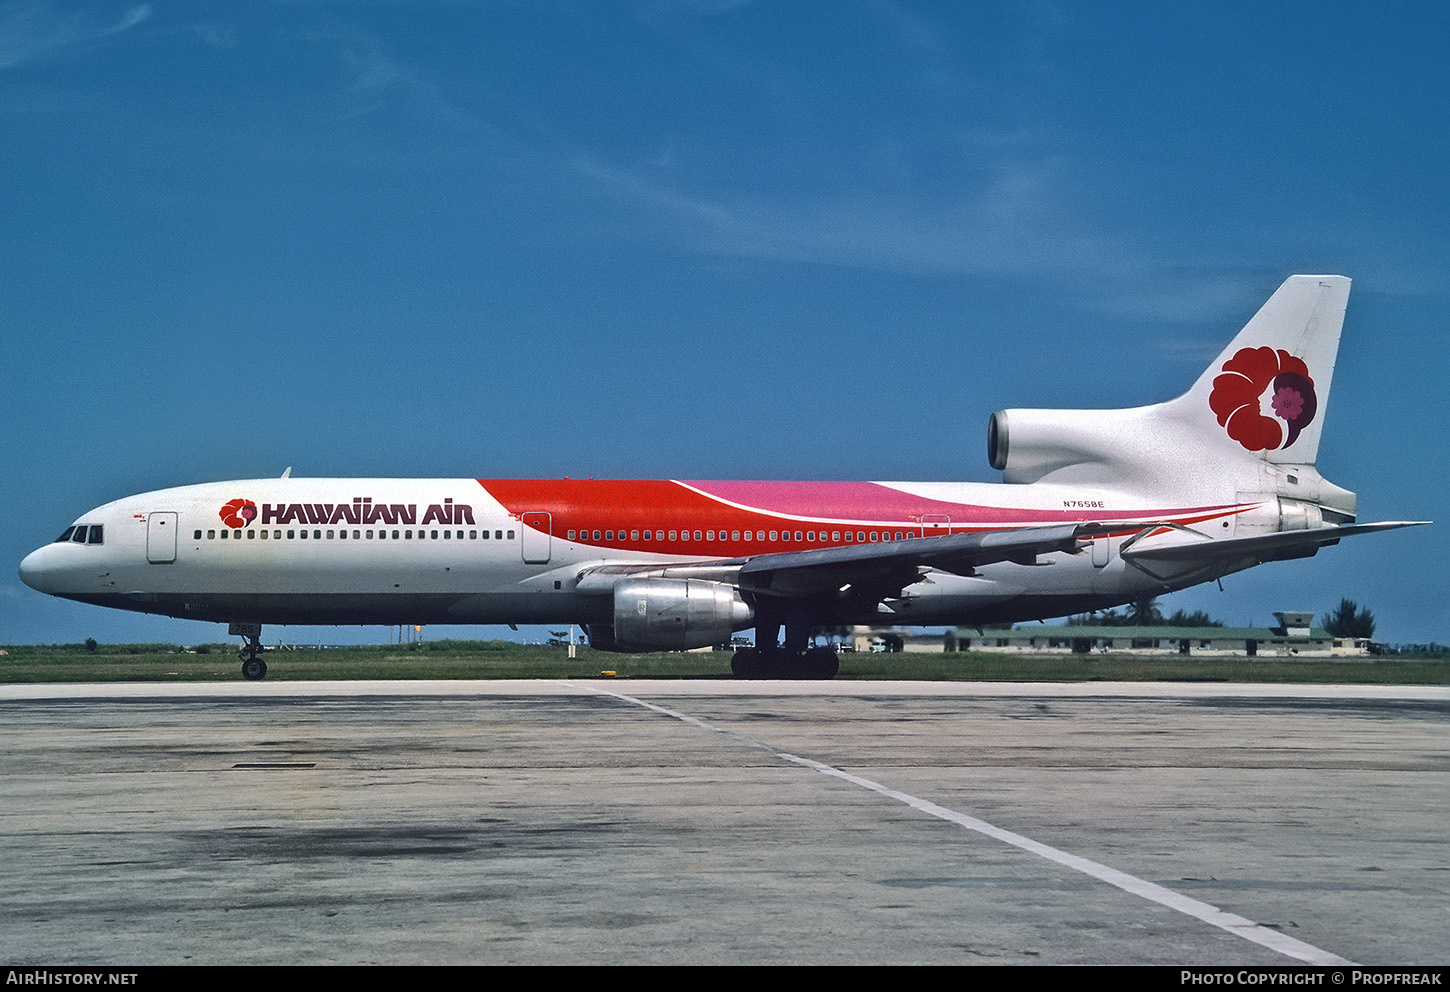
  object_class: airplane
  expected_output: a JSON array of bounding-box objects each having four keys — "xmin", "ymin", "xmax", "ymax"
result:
[{"xmin": 19, "ymin": 275, "xmax": 1426, "ymax": 681}]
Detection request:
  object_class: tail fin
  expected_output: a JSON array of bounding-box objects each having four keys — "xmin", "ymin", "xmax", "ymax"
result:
[
  {"xmin": 989, "ymin": 275, "xmax": 1350, "ymax": 492},
  {"xmin": 1174, "ymin": 274, "xmax": 1349, "ymax": 466}
]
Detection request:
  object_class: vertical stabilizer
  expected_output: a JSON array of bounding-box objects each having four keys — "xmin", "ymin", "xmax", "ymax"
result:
[
  {"xmin": 1176, "ymin": 275, "xmax": 1349, "ymax": 466},
  {"xmin": 989, "ymin": 276, "xmax": 1352, "ymax": 497}
]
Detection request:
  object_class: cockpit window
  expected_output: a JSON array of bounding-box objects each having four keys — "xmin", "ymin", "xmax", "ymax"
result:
[{"xmin": 54, "ymin": 525, "xmax": 103, "ymax": 545}]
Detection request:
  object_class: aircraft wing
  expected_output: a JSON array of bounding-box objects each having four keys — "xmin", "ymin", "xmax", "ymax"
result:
[
  {"xmin": 734, "ymin": 524, "xmax": 1084, "ymax": 599},
  {"xmin": 572, "ymin": 524, "xmax": 1085, "ymax": 599},
  {"xmin": 573, "ymin": 519, "xmax": 1426, "ymax": 602}
]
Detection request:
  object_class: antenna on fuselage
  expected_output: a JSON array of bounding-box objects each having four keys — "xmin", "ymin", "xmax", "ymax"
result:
[{"xmin": 281, "ymin": 467, "xmax": 292, "ymax": 479}]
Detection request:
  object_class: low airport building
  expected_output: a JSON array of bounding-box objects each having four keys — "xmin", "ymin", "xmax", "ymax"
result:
[{"xmin": 851, "ymin": 612, "xmax": 1376, "ymax": 657}]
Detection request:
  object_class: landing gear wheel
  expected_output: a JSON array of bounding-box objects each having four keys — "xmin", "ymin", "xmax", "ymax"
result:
[
  {"xmin": 800, "ymin": 646, "xmax": 840, "ymax": 679},
  {"xmin": 234, "ymin": 624, "xmax": 266, "ymax": 682},
  {"xmin": 730, "ymin": 647, "xmax": 838, "ymax": 680}
]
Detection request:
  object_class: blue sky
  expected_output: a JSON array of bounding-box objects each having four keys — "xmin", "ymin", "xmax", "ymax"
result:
[{"xmin": 1, "ymin": 1, "xmax": 1445, "ymax": 647}]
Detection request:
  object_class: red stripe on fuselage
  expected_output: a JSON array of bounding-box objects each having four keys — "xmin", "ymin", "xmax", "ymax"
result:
[{"xmin": 476, "ymin": 479, "xmax": 1246, "ymax": 557}]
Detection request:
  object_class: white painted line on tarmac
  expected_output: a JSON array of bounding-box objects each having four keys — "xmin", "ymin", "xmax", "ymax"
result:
[{"xmin": 575, "ymin": 681, "xmax": 1355, "ymax": 967}]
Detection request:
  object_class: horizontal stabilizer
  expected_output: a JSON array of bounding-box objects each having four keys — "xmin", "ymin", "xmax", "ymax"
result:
[{"xmin": 1121, "ymin": 521, "xmax": 1428, "ymax": 565}]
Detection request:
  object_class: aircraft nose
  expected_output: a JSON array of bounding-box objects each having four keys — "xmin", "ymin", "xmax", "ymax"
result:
[{"xmin": 19, "ymin": 546, "xmax": 54, "ymax": 594}]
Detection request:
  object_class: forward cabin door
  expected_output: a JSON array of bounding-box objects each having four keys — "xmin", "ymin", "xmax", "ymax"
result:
[
  {"xmin": 147, "ymin": 512, "xmax": 177, "ymax": 564},
  {"xmin": 521, "ymin": 512, "xmax": 551, "ymax": 564}
]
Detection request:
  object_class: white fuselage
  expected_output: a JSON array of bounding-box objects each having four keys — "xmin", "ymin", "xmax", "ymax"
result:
[{"xmin": 19, "ymin": 475, "xmax": 1272, "ymax": 631}]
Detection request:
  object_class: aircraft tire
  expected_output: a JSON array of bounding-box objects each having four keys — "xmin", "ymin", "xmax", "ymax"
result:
[
  {"xmin": 801, "ymin": 647, "xmax": 839, "ymax": 680},
  {"xmin": 241, "ymin": 658, "xmax": 268, "ymax": 682},
  {"xmin": 731, "ymin": 649, "xmax": 763, "ymax": 679}
]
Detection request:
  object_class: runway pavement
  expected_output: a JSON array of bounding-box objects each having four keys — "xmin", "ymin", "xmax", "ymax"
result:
[{"xmin": 0, "ymin": 679, "xmax": 1445, "ymax": 966}]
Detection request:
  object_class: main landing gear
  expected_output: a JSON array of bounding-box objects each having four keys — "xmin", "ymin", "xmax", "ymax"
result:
[
  {"xmin": 230, "ymin": 622, "xmax": 267, "ymax": 682},
  {"xmin": 731, "ymin": 619, "xmax": 841, "ymax": 680},
  {"xmin": 730, "ymin": 645, "xmax": 839, "ymax": 680}
]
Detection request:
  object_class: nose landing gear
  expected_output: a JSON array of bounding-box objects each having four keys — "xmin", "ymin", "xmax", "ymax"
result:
[{"xmin": 230, "ymin": 622, "xmax": 267, "ymax": 681}]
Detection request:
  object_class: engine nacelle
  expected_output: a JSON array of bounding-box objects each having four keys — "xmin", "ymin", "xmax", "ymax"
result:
[
  {"xmin": 588, "ymin": 578, "xmax": 754, "ymax": 652},
  {"xmin": 987, "ymin": 406, "xmax": 1223, "ymax": 489}
]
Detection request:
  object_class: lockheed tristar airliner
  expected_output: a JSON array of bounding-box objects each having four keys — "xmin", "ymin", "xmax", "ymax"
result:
[{"xmin": 20, "ymin": 276, "xmax": 1425, "ymax": 680}]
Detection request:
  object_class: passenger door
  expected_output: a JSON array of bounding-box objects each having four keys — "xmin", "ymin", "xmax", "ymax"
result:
[{"xmin": 147, "ymin": 512, "xmax": 177, "ymax": 564}]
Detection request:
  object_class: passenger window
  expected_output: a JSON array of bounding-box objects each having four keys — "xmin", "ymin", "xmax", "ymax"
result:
[
  {"xmin": 287, "ymin": 530, "xmax": 295, "ymax": 539},
  {"xmin": 327, "ymin": 530, "xmax": 335, "ymax": 539},
  {"xmin": 832, "ymin": 531, "xmax": 840, "ymax": 542},
  {"xmin": 732, "ymin": 531, "xmax": 740, "ymax": 541},
  {"xmin": 221, "ymin": 530, "xmax": 229, "ymax": 540},
  {"xmin": 496, "ymin": 530, "xmax": 504, "ymax": 540},
  {"xmin": 507, "ymin": 530, "xmax": 514, "ymax": 539},
  {"xmin": 631, "ymin": 530, "xmax": 639, "ymax": 541},
  {"xmin": 260, "ymin": 530, "xmax": 269, "ymax": 540},
  {"xmin": 246, "ymin": 530, "xmax": 255, "ymax": 539},
  {"xmin": 313, "ymin": 530, "xmax": 321, "ymax": 539},
  {"xmin": 194, "ymin": 530, "xmax": 203, "ymax": 540},
  {"xmin": 299, "ymin": 530, "xmax": 307, "ymax": 539},
  {"xmin": 769, "ymin": 531, "xmax": 778, "ymax": 541},
  {"xmin": 668, "ymin": 531, "xmax": 677, "ymax": 541}
]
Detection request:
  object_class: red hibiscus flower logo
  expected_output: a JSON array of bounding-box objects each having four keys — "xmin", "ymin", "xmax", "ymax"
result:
[
  {"xmin": 1208, "ymin": 347, "xmax": 1317, "ymax": 452},
  {"xmin": 220, "ymin": 499, "xmax": 258, "ymax": 529}
]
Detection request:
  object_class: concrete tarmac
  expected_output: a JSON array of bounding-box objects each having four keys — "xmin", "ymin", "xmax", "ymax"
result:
[{"xmin": 0, "ymin": 679, "xmax": 1445, "ymax": 966}]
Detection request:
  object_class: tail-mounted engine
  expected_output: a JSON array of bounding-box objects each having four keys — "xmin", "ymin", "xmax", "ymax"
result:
[
  {"xmin": 987, "ymin": 406, "xmax": 1230, "ymax": 488},
  {"xmin": 586, "ymin": 578, "xmax": 754, "ymax": 652}
]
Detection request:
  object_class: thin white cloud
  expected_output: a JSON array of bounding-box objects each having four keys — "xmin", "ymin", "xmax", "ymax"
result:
[
  {"xmin": 567, "ymin": 149, "xmax": 1240, "ymax": 322},
  {"xmin": 0, "ymin": 2, "xmax": 150, "ymax": 70}
]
